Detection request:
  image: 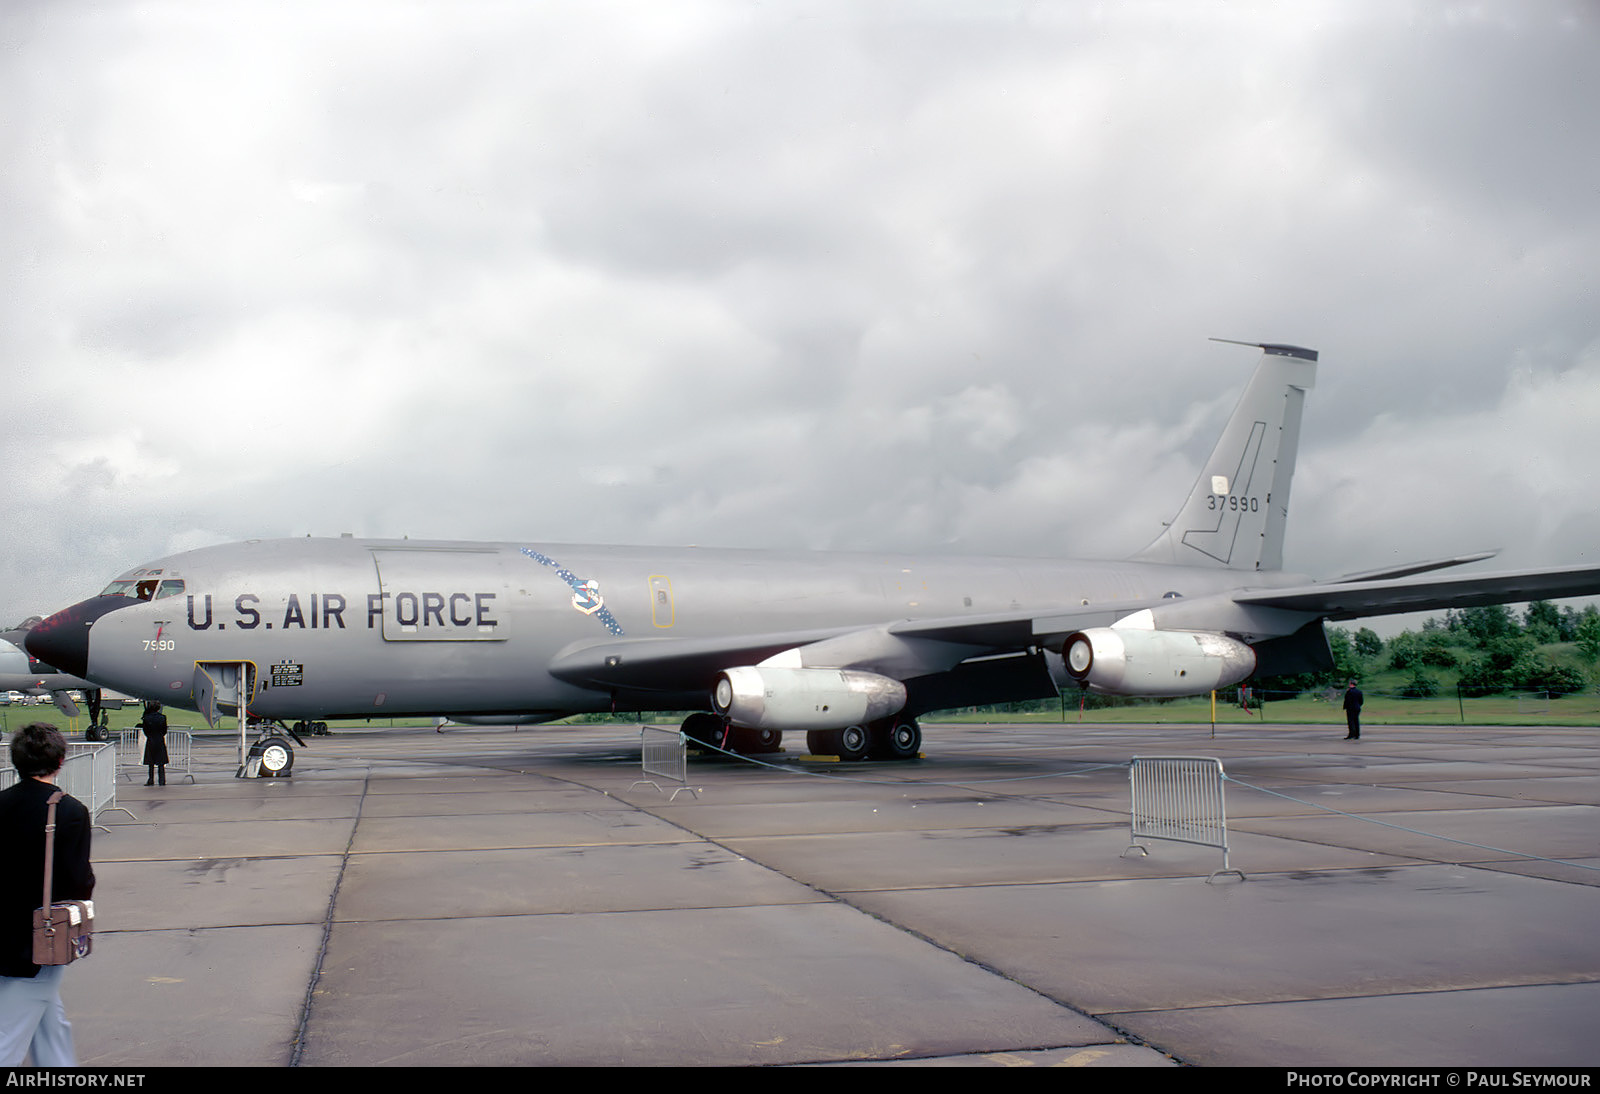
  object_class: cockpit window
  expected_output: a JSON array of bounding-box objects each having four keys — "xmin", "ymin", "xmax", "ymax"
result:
[{"xmin": 99, "ymin": 578, "xmax": 185, "ymax": 601}]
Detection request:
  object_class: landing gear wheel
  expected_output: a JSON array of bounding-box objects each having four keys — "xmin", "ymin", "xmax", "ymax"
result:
[
  {"xmin": 836, "ymin": 724, "xmax": 871, "ymax": 762},
  {"xmin": 258, "ymin": 736, "xmax": 294, "ymax": 777},
  {"xmin": 681, "ymin": 712, "xmax": 728, "ymax": 752},
  {"xmin": 806, "ymin": 730, "xmax": 837, "ymax": 757},
  {"xmin": 731, "ymin": 727, "xmax": 781, "ymax": 754},
  {"xmin": 876, "ymin": 718, "xmax": 921, "ymax": 760}
]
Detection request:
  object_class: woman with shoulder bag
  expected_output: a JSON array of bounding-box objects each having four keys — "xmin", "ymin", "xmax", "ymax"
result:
[{"xmin": 0, "ymin": 722, "xmax": 96, "ymax": 1066}]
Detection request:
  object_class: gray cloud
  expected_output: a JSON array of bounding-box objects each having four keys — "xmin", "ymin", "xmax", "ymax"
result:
[{"xmin": 4, "ymin": 0, "xmax": 1597, "ymax": 630}]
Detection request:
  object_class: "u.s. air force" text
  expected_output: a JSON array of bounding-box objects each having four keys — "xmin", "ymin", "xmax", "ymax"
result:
[{"xmin": 185, "ymin": 593, "xmax": 498, "ymax": 631}]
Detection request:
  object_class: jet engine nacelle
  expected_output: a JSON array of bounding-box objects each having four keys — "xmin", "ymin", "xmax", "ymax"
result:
[
  {"xmin": 1061, "ymin": 627, "xmax": 1256, "ymax": 696},
  {"xmin": 712, "ymin": 666, "xmax": 908, "ymax": 731}
]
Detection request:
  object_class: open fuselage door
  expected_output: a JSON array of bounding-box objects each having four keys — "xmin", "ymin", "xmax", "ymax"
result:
[{"xmin": 194, "ymin": 660, "xmax": 258, "ymax": 769}]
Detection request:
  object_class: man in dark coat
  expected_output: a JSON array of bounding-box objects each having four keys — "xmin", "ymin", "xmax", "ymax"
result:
[
  {"xmin": 0, "ymin": 722, "xmax": 96, "ymax": 1066},
  {"xmin": 1343, "ymin": 680, "xmax": 1364, "ymax": 740},
  {"xmin": 139, "ymin": 700, "xmax": 169, "ymax": 786}
]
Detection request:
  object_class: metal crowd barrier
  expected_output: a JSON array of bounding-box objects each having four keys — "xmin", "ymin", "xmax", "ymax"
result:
[
  {"xmin": 116, "ymin": 729, "xmax": 140, "ymax": 780},
  {"xmin": 164, "ymin": 729, "xmax": 196, "ymax": 783},
  {"xmin": 0, "ymin": 744, "xmax": 134, "ymax": 824},
  {"xmin": 1125, "ymin": 755, "xmax": 1242, "ymax": 883},
  {"xmin": 632, "ymin": 725, "xmax": 699, "ymax": 801},
  {"xmin": 115, "ymin": 728, "xmax": 196, "ymax": 783},
  {"xmin": 62, "ymin": 743, "xmax": 136, "ymax": 825}
]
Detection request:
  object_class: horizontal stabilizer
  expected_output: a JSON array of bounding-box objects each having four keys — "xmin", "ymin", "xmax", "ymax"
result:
[
  {"xmin": 1331, "ymin": 551, "xmax": 1499, "ymax": 584},
  {"xmin": 1235, "ymin": 563, "xmax": 1600, "ymax": 620}
]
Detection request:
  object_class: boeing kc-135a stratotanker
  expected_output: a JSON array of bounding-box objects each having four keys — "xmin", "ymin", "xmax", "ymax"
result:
[{"xmin": 25, "ymin": 342, "xmax": 1600, "ymax": 773}]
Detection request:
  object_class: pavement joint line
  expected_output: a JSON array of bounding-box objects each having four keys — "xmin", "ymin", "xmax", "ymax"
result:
[
  {"xmin": 1225, "ymin": 775, "xmax": 1600, "ymax": 872},
  {"xmin": 289, "ymin": 770, "xmax": 371, "ymax": 1067},
  {"xmin": 816, "ymin": 857, "xmax": 1573, "ymax": 896},
  {"xmin": 343, "ymin": 840, "xmax": 706, "ymax": 853},
  {"xmin": 319, "ymin": 902, "xmax": 832, "ymax": 924},
  {"xmin": 1095, "ymin": 976, "xmax": 1600, "ymax": 1017}
]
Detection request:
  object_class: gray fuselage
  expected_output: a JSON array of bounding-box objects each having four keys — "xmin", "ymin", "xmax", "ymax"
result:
[{"xmin": 65, "ymin": 536, "xmax": 1310, "ymax": 720}]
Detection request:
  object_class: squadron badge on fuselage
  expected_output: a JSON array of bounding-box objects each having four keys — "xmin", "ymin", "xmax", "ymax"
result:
[
  {"xmin": 571, "ymin": 579, "xmax": 604, "ymax": 615},
  {"xmin": 519, "ymin": 548, "xmax": 625, "ymax": 636}
]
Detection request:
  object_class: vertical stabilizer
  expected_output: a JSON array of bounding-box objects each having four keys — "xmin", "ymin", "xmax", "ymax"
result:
[{"xmin": 1133, "ymin": 342, "xmax": 1318, "ymax": 571}]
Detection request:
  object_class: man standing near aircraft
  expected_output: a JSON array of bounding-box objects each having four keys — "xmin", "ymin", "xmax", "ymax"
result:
[{"xmin": 1343, "ymin": 680, "xmax": 1364, "ymax": 740}]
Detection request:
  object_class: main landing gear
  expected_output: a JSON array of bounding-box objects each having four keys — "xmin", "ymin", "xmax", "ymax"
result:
[
  {"xmin": 807, "ymin": 717, "xmax": 922, "ymax": 762},
  {"xmin": 680, "ymin": 713, "xmax": 782, "ymax": 756},
  {"xmin": 678, "ymin": 714, "xmax": 922, "ymax": 762}
]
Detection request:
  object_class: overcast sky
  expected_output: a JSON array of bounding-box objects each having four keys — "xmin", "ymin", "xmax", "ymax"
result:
[{"xmin": 3, "ymin": 0, "xmax": 1597, "ymax": 631}]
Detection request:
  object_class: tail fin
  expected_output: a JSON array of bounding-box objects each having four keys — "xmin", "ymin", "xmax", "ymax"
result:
[{"xmin": 1132, "ymin": 341, "xmax": 1318, "ymax": 572}]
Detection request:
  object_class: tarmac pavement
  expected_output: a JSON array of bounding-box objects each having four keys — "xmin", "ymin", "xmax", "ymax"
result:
[{"xmin": 60, "ymin": 720, "xmax": 1600, "ymax": 1067}]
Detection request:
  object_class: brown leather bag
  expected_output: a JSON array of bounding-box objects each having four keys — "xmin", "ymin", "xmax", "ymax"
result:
[{"xmin": 32, "ymin": 790, "xmax": 93, "ymax": 965}]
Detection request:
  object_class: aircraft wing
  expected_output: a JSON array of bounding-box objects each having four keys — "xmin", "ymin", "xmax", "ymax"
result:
[
  {"xmin": 550, "ymin": 561, "xmax": 1600, "ymax": 695},
  {"xmin": 548, "ymin": 626, "xmax": 881, "ymax": 691},
  {"xmin": 548, "ymin": 601, "xmax": 1150, "ymax": 693},
  {"xmin": 1233, "ymin": 563, "xmax": 1600, "ymax": 620}
]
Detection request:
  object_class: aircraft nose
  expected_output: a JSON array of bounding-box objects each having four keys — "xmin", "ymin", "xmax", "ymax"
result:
[{"xmin": 24, "ymin": 595, "xmax": 134, "ymax": 679}]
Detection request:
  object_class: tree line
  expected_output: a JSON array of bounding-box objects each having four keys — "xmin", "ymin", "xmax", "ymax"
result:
[{"xmin": 1271, "ymin": 601, "xmax": 1600, "ymax": 699}]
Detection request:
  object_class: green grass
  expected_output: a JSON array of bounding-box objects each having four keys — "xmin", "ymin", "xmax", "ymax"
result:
[
  {"xmin": 926, "ymin": 691, "xmax": 1600, "ymax": 726},
  {"xmin": 0, "ymin": 704, "xmax": 440, "ymax": 738},
  {"xmin": 9, "ymin": 689, "xmax": 1599, "ymax": 740}
]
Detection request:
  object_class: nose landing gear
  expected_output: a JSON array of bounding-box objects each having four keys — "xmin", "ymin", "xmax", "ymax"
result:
[
  {"xmin": 250, "ymin": 736, "xmax": 295, "ymax": 777},
  {"xmin": 239, "ymin": 721, "xmax": 309, "ymax": 779}
]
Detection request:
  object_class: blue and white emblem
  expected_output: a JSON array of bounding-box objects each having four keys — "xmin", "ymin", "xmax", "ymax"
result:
[
  {"xmin": 571, "ymin": 580, "xmax": 604, "ymax": 615},
  {"xmin": 519, "ymin": 548, "xmax": 625, "ymax": 636}
]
